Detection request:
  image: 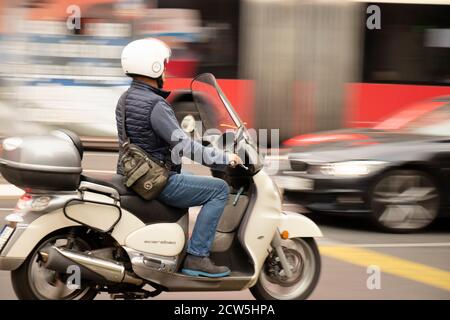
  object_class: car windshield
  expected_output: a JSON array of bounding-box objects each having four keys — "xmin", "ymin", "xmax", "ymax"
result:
[{"xmin": 191, "ymin": 73, "xmax": 242, "ymax": 133}]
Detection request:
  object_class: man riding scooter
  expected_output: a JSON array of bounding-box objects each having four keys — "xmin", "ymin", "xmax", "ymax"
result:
[
  {"xmin": 116, "ymin": 38, "xmax": 243, "ymax": 278},
  {"xmin": 0, "ymin": 67, "xmax": 322, "ymax": 301}
]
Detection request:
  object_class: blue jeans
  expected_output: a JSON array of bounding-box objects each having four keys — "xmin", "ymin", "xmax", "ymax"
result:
[{"xmin": 158, "ymin": 173, "xmax": 229, "ymax": 257}]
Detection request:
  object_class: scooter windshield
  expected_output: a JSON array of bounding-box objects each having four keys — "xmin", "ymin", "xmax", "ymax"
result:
[{"xmin": 191, "ymin": 73, "xmax": 242, "ymax": 133}]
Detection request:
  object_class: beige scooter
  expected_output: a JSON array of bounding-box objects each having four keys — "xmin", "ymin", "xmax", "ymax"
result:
[{"xmin": 0, "ymin": 74, "xmax": 322, "ymax": 300}]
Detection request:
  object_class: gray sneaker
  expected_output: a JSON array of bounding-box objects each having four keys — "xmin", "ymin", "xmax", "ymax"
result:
[{"xmin": 182, "ymin": 254, "xmax": 231, "ymax": 278}]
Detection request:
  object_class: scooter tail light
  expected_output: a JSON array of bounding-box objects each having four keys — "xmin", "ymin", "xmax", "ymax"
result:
[
  {"xmin": 20, "ymin": 193, "xmax": 32, "ymax": 201},
  {"xmin": 15, "ymin": 193, "xmax": 33, "ymax": 211}
]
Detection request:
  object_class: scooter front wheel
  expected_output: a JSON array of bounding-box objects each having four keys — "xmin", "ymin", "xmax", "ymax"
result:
[{"xmin": 250, "ymin": 237, "xmax": 321, "ymax": 300}]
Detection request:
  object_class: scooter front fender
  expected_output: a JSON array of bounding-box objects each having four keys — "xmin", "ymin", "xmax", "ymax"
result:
[{"xmin": 278, "ymin": 211, "xmax": 323, "ymax": 238}]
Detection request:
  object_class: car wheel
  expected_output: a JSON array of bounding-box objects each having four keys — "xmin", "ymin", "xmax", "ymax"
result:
[{"xmin": 370, "ymin": 170, "xmax": 440, "ymax": 233}]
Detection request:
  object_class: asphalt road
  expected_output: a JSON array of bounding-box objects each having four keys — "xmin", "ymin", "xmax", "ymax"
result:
[{"xmin": 1, "ymin": 152, "xmax": 449, "ymax": 300}]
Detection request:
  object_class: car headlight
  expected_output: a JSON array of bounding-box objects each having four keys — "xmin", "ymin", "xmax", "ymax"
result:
[{"xmin": 312, "ymin": 161, "xmax": 387, "ymax": 177}]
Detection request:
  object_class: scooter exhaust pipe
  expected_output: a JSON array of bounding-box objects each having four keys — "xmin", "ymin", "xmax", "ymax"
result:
[{"xmin": 40, "ymin": 246, "xmax": 143, "ymax": 286}]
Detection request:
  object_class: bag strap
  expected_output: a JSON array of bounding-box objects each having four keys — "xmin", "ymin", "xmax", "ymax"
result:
[{"xmin": 119, "ymin": 91, "xmax": 131, "ymax": 147}]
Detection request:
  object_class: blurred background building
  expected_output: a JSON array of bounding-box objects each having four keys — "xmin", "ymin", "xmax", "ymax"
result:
[{"xmin": 0, "ymin": 0, "xmax": 449, "ymax": 146}]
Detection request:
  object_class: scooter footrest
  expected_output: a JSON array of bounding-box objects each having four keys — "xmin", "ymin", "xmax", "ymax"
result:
[{"xmin": 181, "ymin": 268, "xmax": 231, "ymax": 278}]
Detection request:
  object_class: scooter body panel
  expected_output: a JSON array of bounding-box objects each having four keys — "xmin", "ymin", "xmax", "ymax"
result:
[
  {"xmin": 238, "ymin": 170, "xmax": 284, "ymax": 288},
  {"xmin": 2, "ymin": 192, "xmax": 145, "ymax": 265},
  {"xmin": 3, "ymin": 208, "xmax": 79, "ymax": 261},
  {"xmin": 125, "ymin": 223, "xmax": 185, "ymax": 256}
]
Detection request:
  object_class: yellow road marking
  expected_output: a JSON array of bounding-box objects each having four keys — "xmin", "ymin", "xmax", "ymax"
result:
[{"xmin": 319, "ymin": 246, "xmax": 450, "ymax": 292}]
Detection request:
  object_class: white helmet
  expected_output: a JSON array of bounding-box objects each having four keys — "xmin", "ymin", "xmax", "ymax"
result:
[{"xmin": 121, "ymin": 38, "xmax": 171, "ymax": 79}]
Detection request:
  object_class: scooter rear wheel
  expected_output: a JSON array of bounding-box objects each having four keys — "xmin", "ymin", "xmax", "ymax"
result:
[
  {"xmin": 250, "ymin": 237, "xmax": 321, "ymax": 300},
  {"xmin": 11, "ymin": 230, "xmax": 98, "ymax": 300}
]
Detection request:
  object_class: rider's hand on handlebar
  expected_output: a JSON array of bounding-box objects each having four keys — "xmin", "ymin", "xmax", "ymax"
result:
[{"xmin": 227, "ymin": 153, "xmax": 243, "ymax": 168}]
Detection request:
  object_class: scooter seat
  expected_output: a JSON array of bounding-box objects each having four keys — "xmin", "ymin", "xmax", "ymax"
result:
[
  {"xmin": 80, "ymin": 174, "xmax": 187, "ymax": 224},
  {"xmin": 81, "ymin": 174, "xmax": 133, "ymax": 196}
]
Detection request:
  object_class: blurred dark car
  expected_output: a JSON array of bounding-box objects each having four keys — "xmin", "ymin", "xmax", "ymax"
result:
[{"xmin": 267, "ymin": 96, "xmax": 450, "ymax": 233}]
